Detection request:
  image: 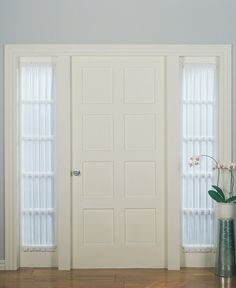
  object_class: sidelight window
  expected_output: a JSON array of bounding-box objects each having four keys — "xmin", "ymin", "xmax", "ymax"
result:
[
  {"xmin": 19, "ymin": 60, "xmax": 56, "ymax": 251},
  {"xmin": 182, "ymin": 59, "xmax": 217, "ymax": 251}
]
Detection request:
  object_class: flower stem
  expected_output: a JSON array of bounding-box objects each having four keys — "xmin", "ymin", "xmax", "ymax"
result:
[
  {"xmin": 230, "ymin": 170, "xmax": 234, "ymax": 198},
  {"xmin": 201, "ymin": 154, "xmax": 220, "ymax": 186}
]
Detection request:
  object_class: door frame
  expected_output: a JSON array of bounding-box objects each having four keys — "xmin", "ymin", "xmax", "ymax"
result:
[{"xmin": 4, "ymin": 44, "xmax": 232, "ymax": 270}]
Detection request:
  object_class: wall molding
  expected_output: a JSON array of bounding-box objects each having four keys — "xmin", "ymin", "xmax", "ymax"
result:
[
  {"xmin": 5, "ymin": 44, "xmax": 232, "ymax": 57},
  {"xmin": 4, "ymin": 44, "xmax": 232, "ymax": 270}
]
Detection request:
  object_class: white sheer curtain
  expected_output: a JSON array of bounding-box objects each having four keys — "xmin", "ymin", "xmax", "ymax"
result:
[
  {"xmin": 20, "ymin": 62, "xmax": 56, "ymax": 251},
  {"xmin": 182, "ymin": 62, "xmax": 217, "ymax": 251}
]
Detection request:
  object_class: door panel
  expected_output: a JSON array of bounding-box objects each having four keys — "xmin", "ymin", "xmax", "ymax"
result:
[{"xmin": 72, "ymin": 57, "xmax": 165, "ymax": 268}]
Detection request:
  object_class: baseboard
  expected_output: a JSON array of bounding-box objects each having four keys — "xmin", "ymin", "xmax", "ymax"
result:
[
  {"xmin": 0, "ymin": 260, "xmax": 5, "ymax": 270},
  {"xmin": 181, "ymin": 252, "xmax": 215, "ymax": 267}
]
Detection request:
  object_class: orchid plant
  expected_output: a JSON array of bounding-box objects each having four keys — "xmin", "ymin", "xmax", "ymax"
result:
[{"xmin": 189, "ymin": 155, "xmax": 236, "ymax": 203}]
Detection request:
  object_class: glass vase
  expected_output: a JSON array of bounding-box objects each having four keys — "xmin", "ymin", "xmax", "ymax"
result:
[{"xmin": 215, "ymin": 203, "xmax": 236, "ymax": 277}]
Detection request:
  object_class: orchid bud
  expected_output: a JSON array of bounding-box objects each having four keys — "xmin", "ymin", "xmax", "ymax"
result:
[{"xmin": 228, "ymin": 163, "xmax": 236, "ymax": 171}]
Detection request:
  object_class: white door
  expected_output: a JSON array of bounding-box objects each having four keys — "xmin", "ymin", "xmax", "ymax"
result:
[{"xmin": 72, "ymin": 56, "xmax": 166, "ymax": 268}]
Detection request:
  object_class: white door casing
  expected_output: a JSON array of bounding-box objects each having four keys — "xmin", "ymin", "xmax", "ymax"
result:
[
  {"xmin": 4, "ymin": 45, "xmax": 231, "ymax": 270},
  {"xmin": 72, "ymin": 56, "xmax": 166, "ymax": 268}
]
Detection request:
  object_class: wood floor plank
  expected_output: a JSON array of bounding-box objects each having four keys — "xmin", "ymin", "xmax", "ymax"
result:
[{"xmin": 0, "ymin": 268, "xmax": 235, "ymax": 288}]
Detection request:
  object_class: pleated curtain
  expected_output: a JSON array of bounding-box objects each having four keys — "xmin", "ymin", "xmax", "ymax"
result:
[
  {"xmin": 20, "ymin": 63, "xmax": 56, "ymax": 251},
  {"xmin": 182, "ymin": 63, "xmax": 216, "ymax": 251}
]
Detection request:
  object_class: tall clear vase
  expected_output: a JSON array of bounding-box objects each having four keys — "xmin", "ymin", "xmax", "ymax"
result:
[{"xmin": 215, "ymin": 203, "xmax": 236, "ymax": 277}]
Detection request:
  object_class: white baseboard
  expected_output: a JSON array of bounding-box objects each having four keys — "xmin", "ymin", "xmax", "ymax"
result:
[
  {"xmin": 181, "ymin": 252, "xmax": 215, "ymax": 267},
  {"xmin": 0, "ymin": 260, "xmax": 5, "ymax": 270}
]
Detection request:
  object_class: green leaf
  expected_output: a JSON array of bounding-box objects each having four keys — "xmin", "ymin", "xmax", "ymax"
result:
[
  {"xmin": 226, "ymin": 196, "xmax": 236, "ymax": 203},
  {"xmin": 212, "ymin": 185, "xmax": 225, "ymax": 201},
  {"xmin": 208, "ymin": 190, "xmax": 226, "ymax": 203}
]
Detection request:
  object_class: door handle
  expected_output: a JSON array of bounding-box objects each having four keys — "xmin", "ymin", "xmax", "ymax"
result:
[{"xmin": 71, "ymin": 169, "xmax": 81, "ymax": 176}]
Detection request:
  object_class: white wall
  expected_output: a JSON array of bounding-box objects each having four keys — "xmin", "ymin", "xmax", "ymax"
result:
[{"xmin": 0, "ymin": 0, "xmax": 235, "ymax": 260}]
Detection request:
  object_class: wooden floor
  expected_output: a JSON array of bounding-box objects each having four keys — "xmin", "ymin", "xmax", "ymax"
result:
[{"xmin": 0, "ymin": 268, "xmax": 236, "ymax": 288}]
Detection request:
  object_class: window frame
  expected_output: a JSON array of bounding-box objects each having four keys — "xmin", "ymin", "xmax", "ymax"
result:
[{"xmin": 181, "ymin": 58, "xmax": 217, "ymax": 259}]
